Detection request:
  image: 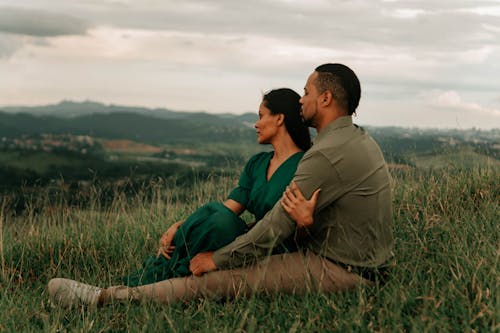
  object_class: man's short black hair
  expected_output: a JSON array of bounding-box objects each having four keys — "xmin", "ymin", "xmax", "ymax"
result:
[{"xmin": 315, "ymin": 63, "xmax": 361, "ymax": 115}]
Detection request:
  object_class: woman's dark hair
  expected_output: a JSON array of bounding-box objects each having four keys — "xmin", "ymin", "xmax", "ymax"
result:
[{"xmin": 262, "ymin": 88, "xmax": 312, "ymax": 151}]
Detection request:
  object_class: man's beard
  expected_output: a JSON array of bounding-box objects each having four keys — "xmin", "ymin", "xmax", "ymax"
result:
[{"xmin": 301, "ymin": 114, "xmax": 313, "ymax": 127}]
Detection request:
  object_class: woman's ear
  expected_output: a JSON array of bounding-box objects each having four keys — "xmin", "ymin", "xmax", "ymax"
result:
[{"xmin": 276, "ymin": 113, "xmax": 285, "ymax": 126}]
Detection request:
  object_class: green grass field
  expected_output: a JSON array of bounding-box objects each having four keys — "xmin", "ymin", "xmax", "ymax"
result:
[
  {"xmin": 0, "ymin": 164, "xmax": 498, "ymax": 332},
  {"xmin": 0, "ymin": 151, "xmax": 80, "ymax": 174},
  {"xmin": 412, "ymin": 147, "xmax": 500, "ymax": 170}
]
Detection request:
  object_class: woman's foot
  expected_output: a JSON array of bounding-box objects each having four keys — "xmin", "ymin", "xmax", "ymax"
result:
[{"xmin": 47, "ymin": 278, "xmax": 103, "ymax": 308}]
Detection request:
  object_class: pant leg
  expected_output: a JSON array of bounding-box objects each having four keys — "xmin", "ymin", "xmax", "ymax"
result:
[{"xmin": 103, "ymin": 251, "xmax": 371, "ymax": 305}]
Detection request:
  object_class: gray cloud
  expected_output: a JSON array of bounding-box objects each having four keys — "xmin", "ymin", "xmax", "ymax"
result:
[
  {"xmin": 4, "ymin": 1, "xmax": 497, "ymax": 55},
  {"xmin": 76, "ymin": 0, "xmax": 499, "ymax": 51},
  {"xmin": 0, "ymin": 7, "xmax": 89, "ymax": 37},
  {"xmin": 0, "ymin": 33, "xmax": 22, "ymax": 58},
  {"xmin": 0, "ymin": 0, "xmax": 498, "ymax": 128}
]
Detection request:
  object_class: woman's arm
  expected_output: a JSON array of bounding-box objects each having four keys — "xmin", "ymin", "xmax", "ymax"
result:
[
  {"xmin": 158, "ymin": 199, "xmax": 245, "ymax": 259},
  {"xmin": 223, "ymin": 199, "xmax": 245, "ymax": 216},
  {"xmin": 157, "ymin": 220, "xmax": 183, "ymax": 258}
]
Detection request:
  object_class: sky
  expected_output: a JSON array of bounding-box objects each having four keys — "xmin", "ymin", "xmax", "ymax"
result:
[{"xmin": 0, "ymin": 0, "xmax": 499, "ymax": 129}]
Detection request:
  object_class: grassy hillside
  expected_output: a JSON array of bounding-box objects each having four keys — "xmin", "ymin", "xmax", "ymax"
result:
[
  {"xmin": 0, "ymin": 164, "xmax": 498, "ymax": 332},
  {"xmin": 412, "ymin": 147, "xmax": 499, "ymax": 169}
]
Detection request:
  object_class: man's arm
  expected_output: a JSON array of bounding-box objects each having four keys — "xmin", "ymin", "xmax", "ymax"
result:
[
  {"xmin": 189, "ymin": 200, "xmax": 297, "ymax": 275},
  {"xmin": 189, "ymin": 150, "xmax": 347, "ymax": 274},
  {"xmin": 210, "ymin": 150, "xmax": 338, "ymax": 269},
  {"xmin": 189, "ymin": 193, "xmax": 298, "ymax": 275}
]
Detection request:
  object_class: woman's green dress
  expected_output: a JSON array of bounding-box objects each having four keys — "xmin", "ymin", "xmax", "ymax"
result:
[{"xmin": 124, "ymin": 151, "xmax": 304, "ymax": 286}]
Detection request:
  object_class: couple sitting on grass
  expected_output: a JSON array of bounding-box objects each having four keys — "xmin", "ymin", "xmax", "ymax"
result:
[{"xmin": 49, "ymin": 63, "xmax": 394, "ymax": 307}]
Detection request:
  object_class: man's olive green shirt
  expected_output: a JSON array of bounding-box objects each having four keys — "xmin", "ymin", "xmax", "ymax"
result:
[{"xmin": 213, "ymin": 116, "xmax": 394, "ymax": 269}]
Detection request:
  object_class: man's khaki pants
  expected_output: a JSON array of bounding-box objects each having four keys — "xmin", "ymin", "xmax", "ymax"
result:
[{"xmin": 103, "ymin": 251, "xmax": 370, "ymax": 305}]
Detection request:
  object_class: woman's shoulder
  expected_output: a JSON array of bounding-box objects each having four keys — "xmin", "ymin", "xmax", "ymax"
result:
[
  {"xmin": 244, "ymin": 151, "xmax": 273, "ymax": 168},
  {"xmin": 248, "ymin": 151, "xmax": 273, "ymax": 161}
]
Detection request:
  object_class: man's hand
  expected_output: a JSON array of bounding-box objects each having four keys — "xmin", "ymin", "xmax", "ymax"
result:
[
  {"xmin": 281, "ymin": 181, "xmax": 321, "ymax": 228},
  {"xmin": 189, "ymin": 252, "xmax": 217, "ymax": 276},
  {"xmin": 157, "ymin": 221, "xmax": 182, "ymax": 259}
]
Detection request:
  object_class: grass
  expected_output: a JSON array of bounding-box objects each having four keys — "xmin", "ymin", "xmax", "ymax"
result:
[
  {"xmin": 0, "ymin": 151, "xmax": 79, "ymax": 174},
  {"xmin": 0, "ymin": 164, "xmax": 498, "ymax": 332},
  {"xmin": 412, "ymin": 147, "xmax": 500, "ymax": 170}
]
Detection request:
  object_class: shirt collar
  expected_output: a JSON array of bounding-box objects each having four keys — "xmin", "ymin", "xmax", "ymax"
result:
[{"xmin": 314, "ymin": 116, "xmax": 353, "ymax": 143}]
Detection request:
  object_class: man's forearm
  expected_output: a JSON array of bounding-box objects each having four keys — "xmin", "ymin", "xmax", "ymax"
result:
[{"xmin": 213, "ymin": 204, "xmax": 295, "ymax": 269}]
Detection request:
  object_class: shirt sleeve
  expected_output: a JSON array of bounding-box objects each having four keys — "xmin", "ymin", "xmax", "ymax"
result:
[
  {"xmin": 291, "ymin": 150, "xmax": 346, "ymax": 212},
  {"xmin": 227, "ymin": 153, "xmax": 261, "ymax": 207},
  {"xmin": 213, "ymin": 150, "xmax": 337, "ymax": 269}
]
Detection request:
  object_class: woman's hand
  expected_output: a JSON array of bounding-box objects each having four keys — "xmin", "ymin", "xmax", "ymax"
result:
[
  {"xmin": 157, "ymin": 220, "xmax": 182, "ymax": 259},
  {"xmin": 189, "ymin": 252, "xmax": 217, "ymax": 276},
  {"xmin": 281, "ymin": 181, "xmax": 321, "ymax": 228}
]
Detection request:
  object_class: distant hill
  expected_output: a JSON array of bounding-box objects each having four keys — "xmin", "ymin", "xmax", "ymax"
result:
[
  {"xmin": 0, "ymin": 101, "xmax": 257, "ymax": 144},
  {"xmin": 1, "ymin": 100, "xmax": 253, "ymax": 121},
  {"xmin": 1, "ymin": 101, "xmax": 498, "ymax": 160}
]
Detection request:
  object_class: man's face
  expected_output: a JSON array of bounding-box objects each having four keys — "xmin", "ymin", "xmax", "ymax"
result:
[{"xmin": 299, "ymin": 71, "xmax": 320, "ymax": 128}]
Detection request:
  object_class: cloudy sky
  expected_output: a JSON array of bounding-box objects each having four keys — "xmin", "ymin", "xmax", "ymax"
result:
[{"xmin": 1, "ymin": 0, "xmax": 499, "ymax": 129}]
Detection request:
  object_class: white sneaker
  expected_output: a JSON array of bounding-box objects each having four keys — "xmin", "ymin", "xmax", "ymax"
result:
[{"xmin": 47, "ymin": 278, "xmax": 102, "ymax": 308}]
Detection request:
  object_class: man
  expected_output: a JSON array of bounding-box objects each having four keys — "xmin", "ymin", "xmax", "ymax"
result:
[{"xmin": 48, "ymin": 63, "xmax": 394, "ymax": 307}]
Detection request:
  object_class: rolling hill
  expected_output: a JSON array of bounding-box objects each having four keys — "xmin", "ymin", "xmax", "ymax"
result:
[{"xmin": 0, "ymin": 101, "xmax": 257, "ymax": 144}]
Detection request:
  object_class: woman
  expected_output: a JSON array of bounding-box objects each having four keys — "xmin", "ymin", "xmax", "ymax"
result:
[{"xmin": 124, "ymin": 88, "xmax": 311, "ymax": 286}]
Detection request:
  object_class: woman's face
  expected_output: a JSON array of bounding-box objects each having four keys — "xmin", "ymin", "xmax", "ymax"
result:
[{"xmin": 255, "ymin": 101, "xmax": 280, "ymax": 145}]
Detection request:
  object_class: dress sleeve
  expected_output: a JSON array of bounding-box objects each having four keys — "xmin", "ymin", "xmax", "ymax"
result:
[{"xmin": 227, "ymin": 153, "xmax": 262, "ymax": 207}]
